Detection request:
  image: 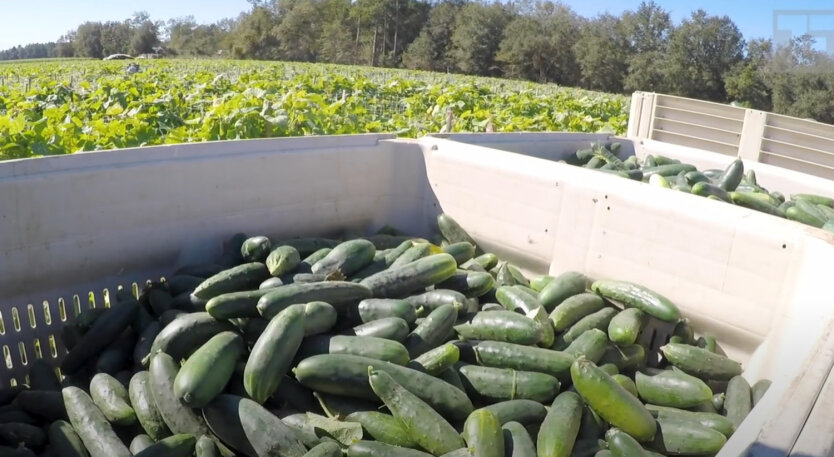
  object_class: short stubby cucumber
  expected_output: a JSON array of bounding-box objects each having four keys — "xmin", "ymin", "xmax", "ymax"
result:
[{"xmin": 591, "ymin": 280, "xmax": 680, "ymax": 322}]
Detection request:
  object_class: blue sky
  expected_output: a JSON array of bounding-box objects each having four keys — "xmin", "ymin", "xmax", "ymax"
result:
[{"xmin": 2, "ymin": 0, "xmax": 834, "ymax": 51}]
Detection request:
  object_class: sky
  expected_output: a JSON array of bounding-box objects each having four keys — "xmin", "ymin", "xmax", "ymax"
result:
[{"xmin": 3, "ymin": 0, "xmax": 834, "ymax": 51}]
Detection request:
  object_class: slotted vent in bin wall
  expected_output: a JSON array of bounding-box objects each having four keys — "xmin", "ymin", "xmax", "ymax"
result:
[
  {"xmin": 760, "ymin": 113, "xmax": 834, "ymax": 181},
  {"xmin": 649, "ymin": 95, "xmax": 744, "ymax": 156}
]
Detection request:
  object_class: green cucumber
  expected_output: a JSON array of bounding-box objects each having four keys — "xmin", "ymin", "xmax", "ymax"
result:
[
  {"xmin": 195, "ymin": 435, "xmax": 222, "ymax": 457},
  {"xmin": 192, "ymin": 263, "xmax": 270, "ymax": 300},
  {"xmin": 347, "ymin": 317, "xmax": 410, "ymax": 342},
  {"xmin": 642, "ymin": 164, "xmax": 696, "ymax": 178},
  {"xmin": 443, "ymin": 242, "xmax": 476, "ymax": 265},
  {"xmin": 302, "ymin": 442, "xmax": 342, "ymax": 457},
  {"xmin": 539, "ymin": 272, "xmax": 591, "ymax": 312},
  {"xmin": 496, "ymin": 286, "xmax": 540, "ymax": 314},
  {"xmin": 691, "ymin": 181, "xmax": 732, "ymax": 202},
  {"xmin": 134, "ymin": 322, "xmax": 160, "ymax": 370},
  {"xmin": 404, "ymin": 304, "xmax": 458, "ymax": 358},
  {"xmin": 612, "ymin": 374, "xmax": 638, "ymax": 397},
  {"xmin": 793, "ymin": 193, "xmax": 834, "ymax": 207},
  {"xmin": 0, "ymin": 423, "xmax": 45, "ymax": 448},
  {"xmin": 473, "ymin": 341, "xmax": 574, "ymax": 381},
  {"xmin": 14, "ymin": 391, "xmax": 66, "ymax": 422},
  {"xmin": 345, "ymin": 411, "xmax": 417, "ymax": 448},
  {"xmin": 302, "ymin": 247, "xmax": 334, "ymax": 270},
  {"xmin": 89, "ymin": 373, "xmax": 136, "ymax": 426},
  {"xmin": 724, "ymin": 375, "xmax": 752, "ymax": 429},
  {"xmin": 590, "ymin": 280, "xmax": 680, "ymax": 323},
  {"xmin": 361, "ymin": 254, "xmax": 457, "ymax": 298},
  {"xmin": 752, "ymin": 379, "xmax": 772, "ymax": 406},
  {"xmin": 129, "ymin": 371, "xmax": 171, "ymax": 441},
  {"xmin": 298, "ymin": 335, "xmax": 410, "ymax": 365},
  {"xmin": 562, "ymin": 308, "xmax": 617, "ymax": 345},
  {"xmin": 717, "ymin": 159, "xmax": 744, "ymax": 191},
  {"xmin": 145, "ymin": 312, "xmax": 235, "ymax": 367},
  {"xmin": 599, "ymin": 363, "xmax": 619, "ymax": 375},
  {"xmin": 304, "ymin": 301, "xmax": 338, "ymax": 336},
  {"xmin": 241, "ymin": 236, "xmax": 271, "ymax": 262},
  {"xmin": 358, "ymin": 299, "xmax": 417, "ymax": 325},
  {"xmin": 651, "ymin": 416, "xmax": 726, "ymax": 455},
  {"xmin": 47, "ymin": 420, "xmax": 87, "ymax": 457},
  {"xmin": 205, "ymin": 394, "xmax": 306, "ymax": 457},
  {"xmin": 272, "ymin": 375, "xmax": 321, "ymax": 414},
  {"xmin": 133, "ymin": 434, "xmax": 196, "ymax": 457},
  {"xmin": 457, "ymin": 364, "xmax": 560, "ymax": 403},
  {"xmin": 684, "ymin": 171, "xmax": 710, "ymax": 185},
  {"xmin": 550, "ymin": 293, "xmax": 605, "ymax": 332},
  {"xmin": 437, "ymin": 214, "xmax": 479, "ymax": 249},
  {"xmin": 712, "ymin": 393, "xmax": 726, "ymax": 411},
  {"xmin": 571, "ymin": 358, "xmax": 656, "ymax": 442},
  {"xmin": 729, "ymin": 192, "xmax": 786, "ymax": 217},
  {"xmin": 62, "ymin": 386, "xmax": 131, "ymax": 457},
  {"xmin": 166, "ymin": 275, "xmax": 205, "ymax": 296},
  {"xmin": 148, "ymin": 353, "xmax": 209, "ymax": 436},
  {"xmin": 462, "ymin": 409, "xmax": 503, "ymax": 457},
  {"xmin": 635, "ymin": 369, "xmax": 712, "ymax": 408},
  {"xmin": 599, "ymin": 344, "xmax": 645, "ymax": 371},
  {"xmin": 645, "ymin": 404, "xmax": 734, "ymax": 437},
  {"xmin": 294, "ymin": 354, "xmax": 474, "ymax": 421},
  {"xmin": 787, "ymin": 202, "xmax": 826, "ymax": 228},
  {"xmin": 245, "ymin": 304, "xmax": 306, "ymax": 403},
  {"xmin": 454, "ymin": 311, "xmax": 542, "ymax": 345},
  {"xmin": 266, "ymin": 245, "xmax": 302, "ymax": 277},
  {"xmin": 575, "ymin": 439, "xmax": 607, "ymax": 457},
  {"xmin": 436, "ymin": 270, "xmax": 494, "ymax": 298},
  {"xmin": 347, "ymin": 440, "xmax": 433, "ymax": 457},
  {"xmin": 672, "ymin": 320, "xmax": 695, "ymax": 345},
  {"xmin": 564, "ymin": 329, "xmax": 608, "ymax": 364},
  {"xmin": 531, "ymin": 275, "xmax": 556, "ymax": 292},
  {"xmin": 95, "ymin": 329, "xmax": 136, "ymax": 374},
  {"xmin": 438, "ymin": 367, "xmax": 467, "ymax": 393},
  {"xmin": 660, "ymin": 343, "xmax": 742, "ymax": 381},
  {"xmin": 258, "ymin": 282, "xmax": 372, "ymax": 318},
  {"xmin": 537, "ymin": 392, "xmax": 582, "ymax": 457},
  {"xmin": 467, "ymin": 253, "xmax": 498, "ymax": 270},
  {"xmin": 390, "ymin": 243, "xmax": 432, "ymax": 268},
  {"xmin": 312, "ymin": 239, "xmax": 376, "ymax": 277},
  {"xmin": 502, "ymin": 421, "xmax": 536, "ymax": 457},
  {"xmin": 292, "ymin": 273, "xmax": 328, "ymax": 283},
  {"xmin": 61, "ymin": 299, "xmax": 139, "ymax": 374},
  {"xmin": 411, "ymin": 343, "xmax": 460, "ymax": 375},
  {"xmin": 206, "ymin": 289, "xmax": 275, "ymax": 319},
  {"xmin": 528, "ymin": 306, "xmax": 555, "ymax": 348},
  {"xmin": 608, "ymin": 309, "xmax": 646, "ymax": 345},
  {"xmin": 605, "ymin": 428, "xmax": 647, "ymax": 457},
  {"xmin": 273, "ymin": 238, "xmax": 339, "ymax": 257},
  {"xmin": 477, "ymin": 400, "xmax": 547, "ymax": 426},
  {"xmin": 383, "ymin": 241, "xmax": 415, "ymax": 266},
  {"xmin": 697, "ymin": 334, "xmax": 718, "ymax": 353},
  {"xmin": 369, "ymin": 368, "xmax": 464, "ymax": 455},
  {"xmin": 173, "ymin": 331, "xmax": 244, "ymax": 408},
  {"xmin": 405, "ymin": 289, "xmax": 467, "ymax": 315}
]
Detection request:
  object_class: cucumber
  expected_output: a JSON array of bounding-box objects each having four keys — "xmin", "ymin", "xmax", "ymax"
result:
[
  {"xmin": 192, "ymin": 263, "xmax": 270, "ymax": 300},
  {"xmin": 462, "ymin": 409, "xmax": 503, "ymax": 457},
  {"xmin": 245, "ymin": 304, "xmax": 306, "ymax": 403},
  {"xmin": 436, "ymin": 270, "xmax": 494, "ymax": 298},
  {"xmin": 242, "ymin": 236, "xmax": 271, "ymax": 262},
  {"xmin": 304, "ymin": 301, "xmax": 338, "ymax": 336},
  {"xmin": 672, "ymin": 320, "xmax": 695, "ymax": 345},
  {"xmin": 347, "ymin": 441, "xmax": 433, "ymax": 457},
  {"xmin": 724, "ymin": 375, "xmax": 752, "ymax": 429},
  {"xmin": 697, "ymin": 334, "xmax": 718, "ymax": 353},
  {"xmin": 549, "ymin": 294, "xmax": 605, "ymax": 332},
  {"xmin": 62, "ymin": 386, "xmax": 131, "ymax": 457},
  {"xmin": 15, "ymin": 391, "xmax": 66, "ymax": 422},
  {"xmin": 571, "ymin": 358, "xmax": 656, "ymax": 442},
  {"xmin": 361, "ymin": 254, "xmax": 457, "ymax": 298},
  {"xmin": 312, "ymin": 239, "xmax": 376, "ymax": 277},
  {"xmin": 562, "ymin": 308, "xmax": 617, "ymax": 345},
  {"xmin": 477, "ymin": 399, "xmax": 547, "ymax": 426},
  {"xmin": 752, "ymin": 379, "xmax": 772, "ymax": 406},
  {"xmin": 590, "ymin": 280, "xmax": 679, "ymax": 322},
  {"xmin": 148, "ymin": 353, "xmax": 209, "ymax": 437},
  {"xmin": 644, "ymin": 404, "xmax": 734, "ymax": 437},
  {"xmin": 454, "ymin": 311, "xmax": 542, "ymax": 346},
  {"xmin": 382, "ymin": 241, "xmax": 414, "ymax": 266},
  {"xmin": 298, "ymin": 335, "xmax": 410, "ymax": 365},
  {"xmin": 145, "ymin": 312, "xmax": 235, "ymax": 367},
  {"xmin": 166, "ymin": 275, "xmax": 205, "ymax": 296},
  {"xmin": 174, "ymin": 331, "xmax": 244, "ymax": 408},
  {"xmin": 599, "ymin": 364, "xmax": 619, "ymax": 375},
  {"xmin": 457, "ymin": 364, "xmax": 560, "ymax": 403},
  {"xmin": 358, "ymin": 299, "xmax": 417, "ymax": 325},
  {"xmin": 787, "ymin": 203, "xmax": 826, "ymax": 228},
  {"xmin": 564, "ymin": 329, "xmax": 608, "ymax": 364},
  {"xmin": 293, "ymin": 273, "xmax": 328, "ymax": 283},
  {"xmin": 369, "ymin": 368, "xmax": 464, "ymax": 455},
  {"xmin": 0, "ymin": 423, "xmax": 44, "ymax": 448},
  {"xmin": 317, "ymin": 391, "xmax": 377, "ymax": 419},
  {"xmin": 405, "ymin": 290, "xmax": 467, "ymax": 316},
  {"xmin": 612, "ymin": 374, "xmax": 638, "ymax": 397},
  {"xmin": 642, "ymin": 164, "xmax": 696, "ymax": 178},
  {"xmin": 443, "ymin": 242, "xmax": 476, "ymax": 265},
  {"xmin": 793, "ymin": 193, "xmax": 834, "ymax": 207},
  {"xmin": 258, "ymin": 282, "xmax": 372, "ymax": 318},
  {"xmin": 404, "ymin": 304, "xmax": 458, "ymax": 358},
  {"xmin": 437, "ymin": 214, "xmax": 479, "ymax": 249},
  {"xmin": 273, "ymin": 238, "xmax": 339, "ymax": 258},
  {"xmin": 599, "ymin": 344, "xmax": 645, "ymax": 371},
  {"xmin": 473, "ymin": 341, "xmax": 574, "ymax": 381},
  {"xmin": 712, "ymin": 392, "xmax": 726, "ymax": 411},
  {"xmin": 266, "ymin": 245, "xmax": 302, "ymax": 277},
  {"xmin": 272, "ymin": 375, "xmax": 321, "ymax": 414},
  {"xmin": 134, "ymin": 322, "xmax": 160, "ymax": 370},
  {"xmin": 528, "ymin": 306, "xmax": 555, "ymax": 348},
  {"xmin": 608, "ymin": 309, "xmax": 646, "ymax": 346},
  {"xmin": 717, "ymin": 159, "xmax": 744, "ymax": 191},
  {"xmin": 390, "ymin": 243, "xmax": 432, "ymax": 269},
  {"xmin": 411, "ymin": 343, "xmax": 460, "ymax": 375},
  {"xmin": 133, "ymin": 434, "xmax": 196, "ymax": 457},
  {"xmin": 61, "ymin": 299, "xmax": 139, "ymax": 374},
  {"xmin": 729, "ymin": 192, "xmax": 786, "ymax": 217},
  {"xmin": 531, "ymin": 275, "xmax": 556, "ymax": 292},
  {"xmin": 345, "ymin": 411, "xmax": 417, "ymax": 448},
  {"xmin": 129, "ymin": 371, "xmax": 171, "ymax": 441},
  {"xmin": 280, "ymin": 413, "xmax": 321, "ymax": 449},
  {"xmin": 206, "ymin": 289, "xmax": 275, "ymax": 319},
  {"xmin": 496, "ymin": 286, "xmax": 540, "ymax": 314},
  {"xmin": 301, "ymin": 247, "xmax": 334, "ymax": 270},
  {"xmin": 651, "ymin": 416, "xmax": 726, "ymax": 455},
  {"xmin": 438, "ymin": 368, "xmax": 467, "ymax": 393},
  {"xmin": 95, "ymin": 329, "xmax": 136, "ymax": 374},
  {"xmin": 635, "ymin": 369, "xmax": 712, "ymax": 408},
  {"xmin": 575, "ymin": 440, "xmax": 607, "ymax": 457},
  {"xmin": 684, "ymin": 171, "xmax": 710, "ymax": 185},
  {"xmin": 47, "ymin": 420, "xmax": 88, "ymax": 457},
  {"xmin": 467, "ymin": 253, "xmax": 498, "ymax": 270},
  {"xmin": 539, "ymin": 272, "xmax": 591, "ymax": 311},
  {"xmin": 195, "ymin": 435, "xmax": 221, "ymax": 457},
  {"xmin": 502, "ymin": 421, "xmax": 536, "ymax": 457},
  {"xmin": 691, "ymin": 182, "xmax": 732, "ymax": 202},
  {"xmin": 537, "ymin": 392, "xmax": 582, "ymax": 457},
  {"xmin": 660, "ymin": 343, "xmax": 742, "ymax": 381},
  {"xmin": 89, "ymin": 373, "xmax": 136, "ymax": 426},
  {"xmin": 347, "ymin": 317, "xmax": 410, "ymax": 342},
  {"xmin": 237, "ymin": 396, "xmax": 307, "ymax": 457},
  {"xmin": 605, "ymin": 429, "xmax": 647, "ymax": 457},
  {"xmin": 302, "ymin": 442, "xmax": 342, "ymax": 457},
  {"xmin": 293, "ymin": 354, "xmax": 474, "ymax": 421},
  {"xmin": 201, "ymin": 396, "xmax": 257, "ymax": 457}
]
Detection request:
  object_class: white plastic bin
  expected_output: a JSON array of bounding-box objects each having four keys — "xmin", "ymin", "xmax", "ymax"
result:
[{"xmin": 1, "ymin": 133, "xmax": 833, "ymax": 457}]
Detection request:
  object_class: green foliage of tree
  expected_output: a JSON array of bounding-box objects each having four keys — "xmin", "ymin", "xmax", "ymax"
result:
[
  {"xmin": 573, "ymin": 14, "xmax": 630, "ymax": 92},
  {"xmin": 449, "ymin": 1, "xmax": 512, "ymax": 76}
]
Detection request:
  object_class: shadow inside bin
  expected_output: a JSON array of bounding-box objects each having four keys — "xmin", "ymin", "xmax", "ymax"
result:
[{"xmin": 743, "ymin": 442, "xmax": 821, "ymax": 457}]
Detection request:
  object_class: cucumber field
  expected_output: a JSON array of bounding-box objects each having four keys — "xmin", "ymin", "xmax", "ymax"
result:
[{"xmin": 0, "ymin": 59, "xmax": 629, "ymax": 160}]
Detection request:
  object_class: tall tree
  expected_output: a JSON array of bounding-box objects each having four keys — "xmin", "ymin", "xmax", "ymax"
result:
[
  {"xmin": 74, "ymin": 22, "xmax": 104, "ymax": 58},
  {"xmin": 724, "ymin": 39, "xmax": 773, "ymax": 109},
  {"xmin": 573, "ymin": 14, "xmax": 631, "ymax": 92},
  {"xmin": 621, "ymin": 1, "xmax": 672, "ymax": 92},
  {"xmin": 276, "ymin": 0, "xmax": 320, "ymax": 61},
  {"xmin": 402, "ymin": 1, "xmax": 461, "ymax": 72},
  {"xmin": 449, "ymin": 1, "xmax": 512, "ymax": 76},
  {"xmin": 227, "ymin": 7, "xmax": 281, "ymax": 60}
]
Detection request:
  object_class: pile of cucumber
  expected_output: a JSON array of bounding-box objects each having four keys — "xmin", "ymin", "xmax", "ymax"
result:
[
  {"xmin": 0, "ymin": 214, "xmax": 770, "ymax": 457},
  {"xmin": 570, "ymin": 142, "xmax": 834, "ymax": 233}
]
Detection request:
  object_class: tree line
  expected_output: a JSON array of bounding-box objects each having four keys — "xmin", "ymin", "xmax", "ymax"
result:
[{"xmin": 3, "ymin": 0, "xmax": 834, "ymax": 123}]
